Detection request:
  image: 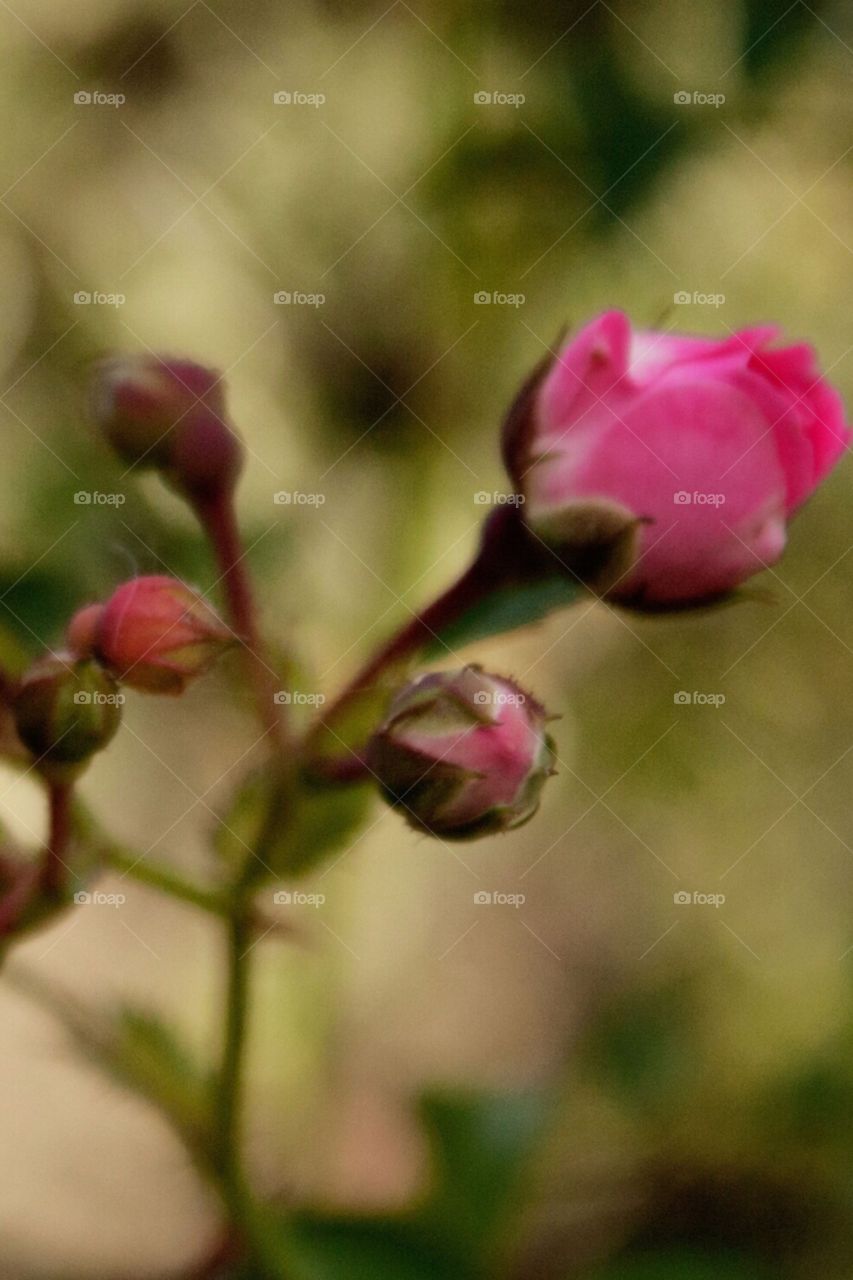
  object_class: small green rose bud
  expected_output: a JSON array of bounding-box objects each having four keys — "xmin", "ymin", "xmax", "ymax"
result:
[{"xmin": 12, "ymin": 657, "xmax": 122, "ymax": 779}]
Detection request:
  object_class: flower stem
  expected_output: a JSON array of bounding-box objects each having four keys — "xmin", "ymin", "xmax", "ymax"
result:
[
  {"xmin": 214, "ymin": 902, "xmax": 251, "ymax": 1203},
  {"xmin": 305, "ymin": 508, "xmax": 533, "ymax": 772},
  {"xmin": 103, "ymin": 847, "xmax": 228, "ymax": 916},
  {"xmin": 41, "ymin": 780, "xmax": 73, "ymax": 898},
  {"xmin": 195, "ymin": 492, "xmax": 289, "ymax": 756}
]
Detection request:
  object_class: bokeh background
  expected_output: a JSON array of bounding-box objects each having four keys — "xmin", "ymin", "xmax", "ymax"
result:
[{"xmin": 1, "ymin": 0, "xmax": 852, "ymax": 1276}]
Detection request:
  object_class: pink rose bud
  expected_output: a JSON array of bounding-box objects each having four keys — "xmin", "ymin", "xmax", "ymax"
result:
[
  {"xmin": 13, "ymin": 656, "xmax": 122, "ymax": 779},
  {"xmin": 66, "ymin": 603, "xmax": 105, "ymax": 659},
  {"xmin": 504, "ymin": 310, "xmax": 850, "ymax": 605},
  {"xmin": 94, "ymin": 576, "xmax": 232, "ymax": 695},
  {"xmin": 91, "ymin": 355, "xmax": 244, "ymax": 501},
  {"xmin": 367, "ymin": 666, "xmax": 555, "ymax": 840}
]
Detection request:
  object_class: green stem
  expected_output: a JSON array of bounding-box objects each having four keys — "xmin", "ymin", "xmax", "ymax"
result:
[
  {"xmin": 215, "ymin": 903, "xmax": 251, "ymax": 1196},
  {"xmin": 213, "ymin": 900, "xmax": 293, "ymax": 1276},
  {"xmin": 102, "ymin": 846, "xmax": 228, "ymax": 917},
  {"xmin": 70, "ymin": 801, "xmax": 227, "ymax": 918}
]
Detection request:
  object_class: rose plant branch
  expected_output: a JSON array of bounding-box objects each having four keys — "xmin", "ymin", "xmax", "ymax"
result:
[
  {"xmin": 41, "ymin": 779, "xmax": 73, "ymax": 898},
  {"xmin": 197, "ymin": 489, "xmax": 289, "ymax": 755},
  {"xmin": 0, "ymin": 313, "xmax": 846, "ymax": 1275}
]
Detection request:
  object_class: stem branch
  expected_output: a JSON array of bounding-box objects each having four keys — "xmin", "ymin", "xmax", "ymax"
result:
[
  {"xmin": 306, "ymin": 508, "xmax": 535, "ymax": 771},
  {"xmin": 214, "ymin": 902, "xmax": 252, "ymax": 1205},
  {"xmin": 196, "ymin": 492, "xmax": 289, "ymax": 756},
  {"xmin": 41, "ymin": 780, "xmax": 73, "ymax": 898}
]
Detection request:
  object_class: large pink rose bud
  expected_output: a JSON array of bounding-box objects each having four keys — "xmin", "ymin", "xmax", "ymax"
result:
[
  {"xmin": 91, "ymin": 355, "xmax": 244, "ymax": 502},
  {"xmin": 504, "ymin": 310, "xmax": 850, "ymax": 605},
  {"xmin": 367, "ymin": 666, "xmax": 555, "ymax": 840},
  {"xmin": 93, "ymin": 576, "xmax": 232, "ymax": 695}
]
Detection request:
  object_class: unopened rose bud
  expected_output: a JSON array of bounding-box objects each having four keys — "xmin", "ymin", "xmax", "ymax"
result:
[
  {"xmin": 94, "ymin": 575, "xmax": 232, "ymax": 694},
  {"xmin": 504, "ymin": 310, "xmax": 850, "ymax": 605},
  {"xmin": 367, "ymin": 666, "xmax": 555, "ymax": 840},
  {"xmin": 91, "ymin": 355, "xmax": 244, "ymax": 501},
  {"xmin": 165, "ymin": 407, "xmax": 244, "ymax": 504},
  {"xmin": 13, "ymin": 657, "xmax": 122, "ymax": 778}
]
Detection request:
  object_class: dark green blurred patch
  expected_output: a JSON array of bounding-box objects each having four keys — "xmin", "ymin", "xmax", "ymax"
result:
[
  {"xmin": 740, "ymin": 0, "xmax": 821, "ymax": 81},
  {"xmin": 584, "ymin": 1247, "xmax": 767, "ymax": 1280},
  {"xmin": 76, "ymin": 12, "xmax": 184, "ymax": 99},
  {"xmin": 279, "ymin": 1216, "xmax": 474, "ymax": 1280},
  {"xmin": 567, "ymin": 23, "xmax": 682, "ymax": 225},
  {"xmin": 0, "ymin": 566, "xmax": 79, "ymax": 659},
  {"xmin": 629, "ymin": 1161, "xmax": 835, "ymax": 1279},
  {"xmin": 416, "ymin": 1088, "xmax": 548, "ymax": 1258},
  {"xmin": 306, "ymin": 315, "xmax": 436, "ymax": 456},
  {"xmin": 579, "ymin": 981, "xmax": 700, "ymax": 1117},
  {"xmin": 765, "ymin": 1056, "xmax": 853, "ymax": 1147}
]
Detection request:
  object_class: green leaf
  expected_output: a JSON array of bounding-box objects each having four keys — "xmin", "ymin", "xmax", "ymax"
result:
[
  {"xmin": 215, "ymin": 768, "xmax": 371, "ymax": 880},
  {"xmin": 111, "ymin": 1006, "xmax": 212, "ymax": 1139},
  {"xmin": 422, "ymin": 576, "xmax": 580, "ymax": 659},
  {"xmin": 5, "ymin": 973, "xmax": 210, "ymax": 1153},
  {"xmin": 255, "ymin": 1088, "xmax": 550, "ymax": 1280},
  {"xmin": 416, "ymin": 1088, "xmax": 549, "ymax": 1258},
  {"xmin": 213, "ymin": 766, "xmax": 271, "ymax": 872},
  {"xmin": 286, "ymin": 778, "xmax": 372, "ymax": 877}
]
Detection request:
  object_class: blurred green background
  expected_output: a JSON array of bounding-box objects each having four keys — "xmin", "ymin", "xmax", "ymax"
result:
[{"xmin": 1, "ymin": 0, "xmax": 852, "ymax": 1276}]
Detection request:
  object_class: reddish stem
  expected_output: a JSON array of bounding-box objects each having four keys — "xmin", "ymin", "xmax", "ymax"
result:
[
  {"xmin": 40, "ymin": 780, "xmax": 73, "ymax": 898},
  {"xmin": 0, "ymin": 861, "xmax": 40, "ymax": 937},
  {"xmin": 194, "ymin": 492, "xmax": 289, "ymax": 756},
  {"xmin": 305, "ymin": 507, "xmax": 538, "ymax": 773}
]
